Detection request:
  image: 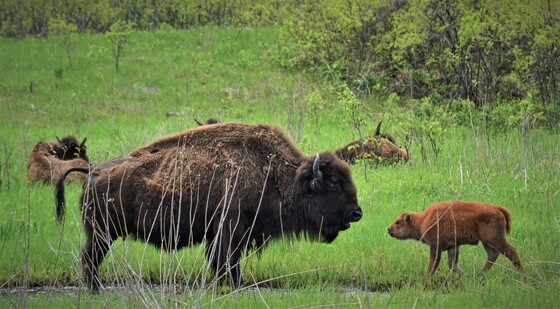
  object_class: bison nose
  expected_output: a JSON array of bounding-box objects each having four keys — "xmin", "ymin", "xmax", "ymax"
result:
[{"xmin": 347, "ymin": 208, "xmax": 363, "ymax": 222}]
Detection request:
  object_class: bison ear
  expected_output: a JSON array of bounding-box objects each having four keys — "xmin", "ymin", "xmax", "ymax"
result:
[
  {"xmin": 56, "ymin": 136, "xmax": 61, "ymax": 143},
  {"xmin": 404, "ymin": 214, "xmax": 412, "ymax": 224},
  {"xmin": 310, "ymin": 154, "xmax": 324, "ymax": 192},
  {"xmin": 375, "ymin": 122, "xmax": 382, "ymax": 136}
]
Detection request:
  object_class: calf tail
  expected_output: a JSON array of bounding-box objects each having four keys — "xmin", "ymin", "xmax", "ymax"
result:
[
  {"xmin": 497, "ymin": 206, "xmax": 513, "ymax": 234},
  {"xmin": 55, "ymin": 167, "xmax": 90, "ymax": 224}
]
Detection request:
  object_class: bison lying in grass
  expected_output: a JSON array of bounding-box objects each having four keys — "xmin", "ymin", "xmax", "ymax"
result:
[
  {"xmin": 27, "ymin": 136, "xmax": 90, "ymax": 184},
  {"xmin": 56, "ymin": 123, "xmax": 363, "ymax": 289},
  {"xmin": 335, "ymin": 122, "xmax": 409, "ymax": 164},
  {"xmin": 388, "ymin": 201, "xmax": 523, "ymax": 275},
  {"xmin": 196, "ymin": 119, "xmax": 409, "ymax": 164}
]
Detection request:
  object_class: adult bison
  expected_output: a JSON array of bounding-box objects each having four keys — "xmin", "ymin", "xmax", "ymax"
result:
[
  {"xmin": 335, "ymin": 122, "xmax": 409, "ymax": 164},
  {"xmin": 27, "ymin": 138, "xmax": 90, "ymax": 184},
  {"xmin": 56, "ymin": 123, "xmax": 363, "ymax": 289}
]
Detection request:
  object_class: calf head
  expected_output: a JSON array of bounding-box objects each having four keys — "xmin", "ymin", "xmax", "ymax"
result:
[
  {"xmin": 53, "ymin": 136, "xmax": 89, "ymax": 162},
  {"xmin": 388, "ymin": 212, "xmax": 416, "ymax": 239},
  {"xmin": 296, "ymin": 152, "xmax": 362, "ymax": 243}
]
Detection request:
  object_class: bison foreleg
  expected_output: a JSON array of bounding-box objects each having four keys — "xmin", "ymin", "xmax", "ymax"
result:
[
  {"xmin": 447, "ymin": 246, "xmax": 466, "ymax": 275},
  {"xmin": 428, "ymin": 246, "xmax": 442, "ymax": 275}
]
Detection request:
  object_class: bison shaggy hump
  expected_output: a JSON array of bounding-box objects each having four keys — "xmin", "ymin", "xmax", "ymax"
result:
[{"xmin": 56, "ymin": 122, "xmax": 363, "ymax": 289}]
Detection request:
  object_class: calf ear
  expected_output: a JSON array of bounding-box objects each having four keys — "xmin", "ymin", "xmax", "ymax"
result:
[{"xmin": 405, "ymin": 214, "xmax": 412, "ymax": 224}]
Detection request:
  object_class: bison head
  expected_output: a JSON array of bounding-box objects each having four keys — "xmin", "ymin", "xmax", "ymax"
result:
[
  {"xmin": 296, "ymin": 152, "xmax": 362, "ymax": 243},
  {"xmin": 388, "ymin": 212, "xmax": 416, "ymax": 240},
  {"xmin": 53, "ymin": 136, "xmax": 89, "ymax": 162}
]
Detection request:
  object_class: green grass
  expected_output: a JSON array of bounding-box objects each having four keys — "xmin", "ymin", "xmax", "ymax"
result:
[{"xmin": 1, "ymin": 27, "xmax": 559, "ymax": 307}]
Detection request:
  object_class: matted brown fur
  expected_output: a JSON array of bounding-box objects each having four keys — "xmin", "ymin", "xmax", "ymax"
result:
[
  {"xmin": 27, "ymin": 141, "xmax": 89, "ymax": 184},
  {"xmin": 56, "ymin": 122, "xmax": 363, "ymax": 289},
  {"xmin": 335, "ymin": 122, "xmax": 409, "ymax": 164},
  {"xmin": 335, "ymin": 136, "xmax": 409, "ymax": 164},
  {"xmin": 388, "ymin": 201, "xmax": 523, "ymax": 275}
]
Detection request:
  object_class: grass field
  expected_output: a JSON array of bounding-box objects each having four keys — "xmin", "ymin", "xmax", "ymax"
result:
[{"xmin": 1, "ymin": 27, "xmax": 559, "ymax": 308}]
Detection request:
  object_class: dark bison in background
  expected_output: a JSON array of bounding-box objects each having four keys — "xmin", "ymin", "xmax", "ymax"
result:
[
  {"xmin": 335, "ymin": 122, "xmax": 409, "ymax": 164},
  {"xmin": 27, "ymin": 136, "xmax": 90, "ymax": 184},
  {"xmin": 195, "ymin": 117, "xmax": 220, "ymax": 126},
  {"xmin": 53, "ymin": 136, "xmax": 89, "ymax": 162},
  {"xmin": 56, "ymin": 123, "xmax": 362, "ymax": 289}
]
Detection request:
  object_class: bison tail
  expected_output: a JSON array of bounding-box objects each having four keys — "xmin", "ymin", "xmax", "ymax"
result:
[
  {"xmin": 55, "ymin": 167, "xmax": 90, "ymax": 224},
  {"xmin": 497, "ymin": 206, "xmax": 513, "ymax": 234}
]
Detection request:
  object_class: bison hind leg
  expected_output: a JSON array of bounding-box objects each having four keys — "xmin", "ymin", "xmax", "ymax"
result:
[
  {"xmin": 499, "ymin": 242, "xmax": 523, "ymax": 271},
  {"xmin": 481, "ymin": 243, "xmax": 500, "ymax": 274},
  {"xmin": 447, "ymin": 247, "xmax": 466, "ymax": 275},
  {"xmin": 81, "ymin": 232, "xmax": 115, "ymax": 290}
]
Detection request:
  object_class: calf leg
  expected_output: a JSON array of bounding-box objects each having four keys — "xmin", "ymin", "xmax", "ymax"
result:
[
  {"xmin": 429, "ymin": 246, "xmax": 443, "ymax": 275},
  {"xmin": 482, "ymin": 235, "xmax": 523, "ymax": 273},
  {"xmin": 498, "ymin": 241, "xmax": 523, "ymax": 271},
  {"xmin": 447, "ymin": 246, "xmax": 466, "ymax": 275},
  {"xmin": 481, "ymin": 243, "xmax": 500, "ymax": 273}
]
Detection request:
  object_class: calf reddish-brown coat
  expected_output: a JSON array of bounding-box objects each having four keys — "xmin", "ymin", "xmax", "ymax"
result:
[
  {"xmin": 26, "ymin": 141, "xmax": 89, "ymax": 184},
  {"xmin": 388, "ymin": 201, "xmax": 522, "ymax": 275},
  {"xmin": 56, "ymin": 123, "xmax": 362, "ymax": 290}
]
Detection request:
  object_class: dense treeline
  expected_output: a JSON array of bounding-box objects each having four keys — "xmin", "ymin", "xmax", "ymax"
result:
[{"xmin": 1, "ymin": 0, "xmax": 558, "ymax": 128}]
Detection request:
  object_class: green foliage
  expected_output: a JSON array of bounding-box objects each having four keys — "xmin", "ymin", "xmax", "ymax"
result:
[
  {"xmin": 106, "ymin": 20, "xmax": 135, "ymax": 73},
  {"xmin": 0, "ymin": 27, "xmax": 559, "ymax": 308},
  {"xmin": 1, "ymin": 0, "xmax": 558, "ymax": 126},
  {"xmin": 277, "ymin": 0, "xmax": 560, "ymax": 128},
  {"xmin": 337, "ymin": 84, "xmax": 365, "ymax": 138},
  {"xmin": 49, "ymin": 18, "xmax": 77, "ymax": 67}
]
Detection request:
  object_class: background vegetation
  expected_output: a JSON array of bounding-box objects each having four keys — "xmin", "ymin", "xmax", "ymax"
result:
[
  {"xmin": 0, "ymin": 1, "xmax": 558, "ymax": 307},
  {"xmin": 1, "ymin": 0, "xmax": 559, "ymax": 129}
]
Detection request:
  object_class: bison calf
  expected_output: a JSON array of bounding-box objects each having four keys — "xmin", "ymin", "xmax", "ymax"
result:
[{"xmin": 388, "ymin": 201, "xmax": 523, "ymax": 275}]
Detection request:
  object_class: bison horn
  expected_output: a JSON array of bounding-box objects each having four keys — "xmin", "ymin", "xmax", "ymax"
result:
[
  {"xmin": 80, "ymin": 137, "xmax": 87, "ymax": 148},
  {"xmin": 312, "ymin": 153, "xmax": 322, "ymax": 177},
  {"xmin": 374, "ymin": 122, "xmax": 382, "ymax": 136},
  {"xmin": 310, "ymin": 153, "xmax": 324, "ymax": 192}
]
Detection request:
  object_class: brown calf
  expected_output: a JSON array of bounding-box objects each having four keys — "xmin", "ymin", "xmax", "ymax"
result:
[
  {"xmin": 27, "ymin": 141, "xmax": 90, "ymax": 184},
  {"xmin": 388, "ymin": 201, "xmax": 523, "ymax": 275}
]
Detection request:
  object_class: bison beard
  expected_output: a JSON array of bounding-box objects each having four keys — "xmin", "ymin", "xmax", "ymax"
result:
[{"xmin": 56, "ymin": 123, "xmax": 362, "ymax": 290}]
